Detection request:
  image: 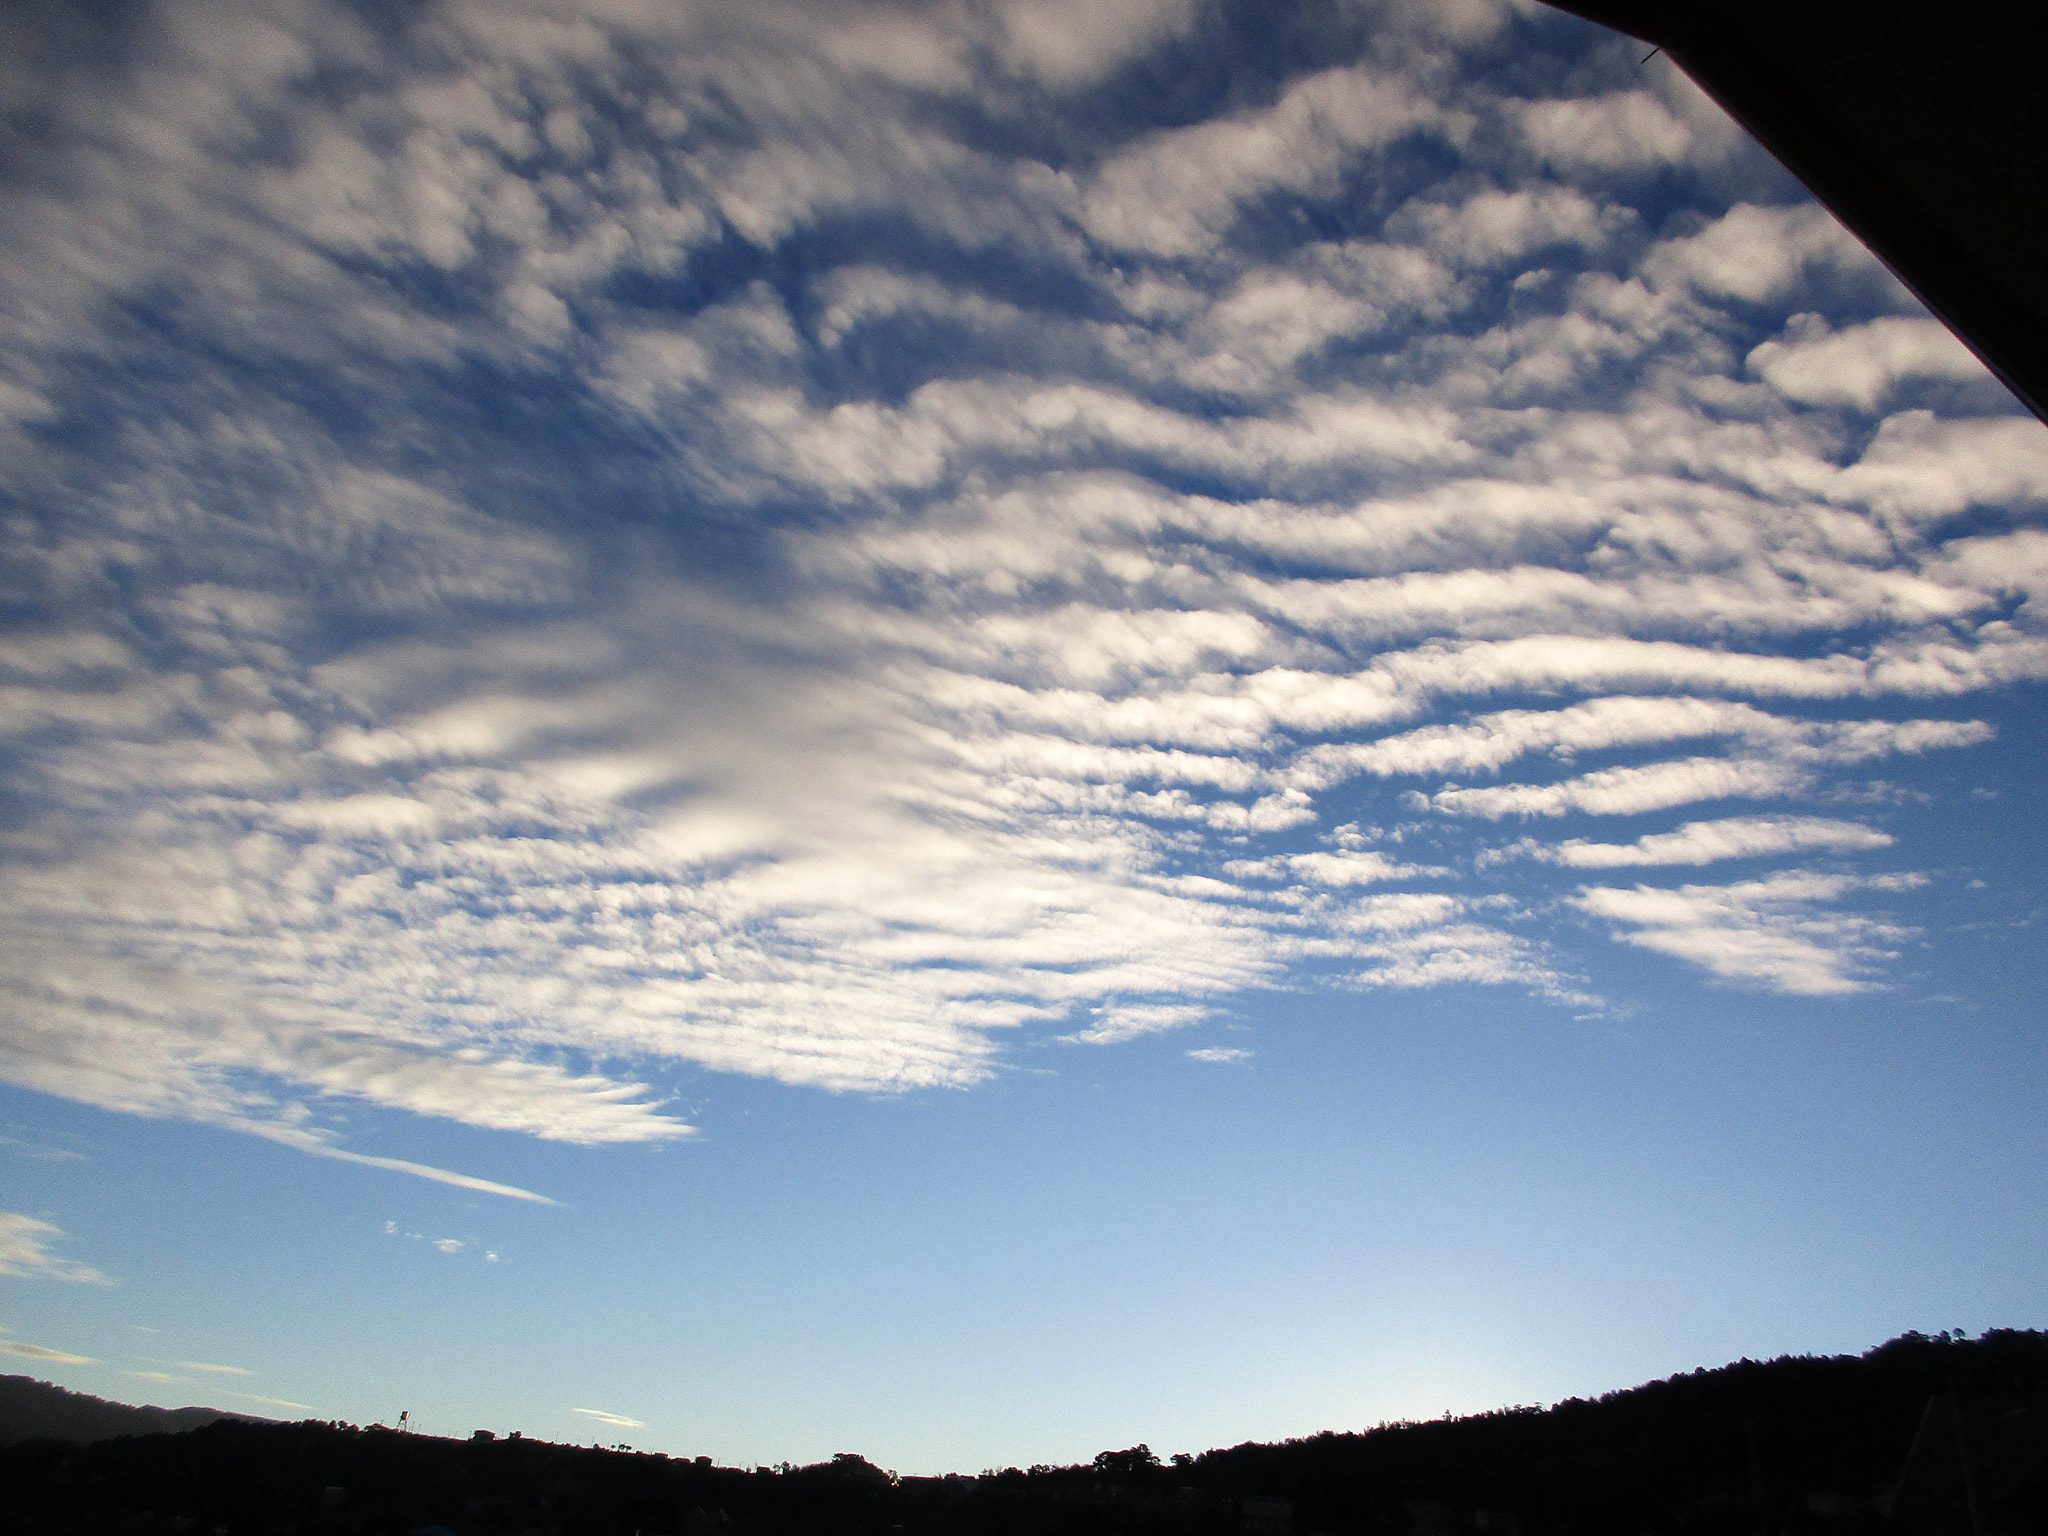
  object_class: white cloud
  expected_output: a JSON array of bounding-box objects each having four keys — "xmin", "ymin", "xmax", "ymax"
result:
[
  {"xmin": 1643, "ymin": 203, "xmax": 1877, "ymax": 306},
  {"xmin": 235, "ymin": 1392, "xmax": 315, "ymax": 1411},
  {"xmin": 1498, "ymin": 815, "xmax": 1893, "ymax": 868},
  {"xmin": 0, "ymin": 939, "xmax": 666, "ymax": 1191},
  {"xmin": 1064, "ymin": 1002, "xmax": 1210, "ymax": 1046},
  {"xmin": 989, "ymin": 0, "xmax": 1201, "ymax": 86},
  {"xmin": 1389, "ymin": 186, "xmax": 1625, "ymax": 270},
  {"xmin": 0, "ymin": 1329, "xmax": 96, "ymax": 1364},
  {"xmin": 0, "ymin": 1133, "xmax": 85, "ymax": 1162},
  {"xmin": 1187, "ymin": 1047, "xmax": 1251, "ymax": 1064},
  {"xmin": 1518, "ymin": 89, "xmax": 1692, "ymax": 171},
  {"xmin": 1573, "ymin": 870, "xmax": 1924, "ymax": 994},
  {"xmin": 1411, "ymin": 714, "xmax": 1988, "ymax": 818},
  {"xmin": 177, "ymin": 1360, "xmax": 256, "ymax": 1376},
  {"xmin": 1749, "ymin": 315, "xmax": 1988, "ymax": 410},
  {"xmin": 1425, "ymin": 756, "xmax": 1810, "ymax": 819},
  {"xmin": 1340, "ymin": 920, "xmax": 1584, "ymax": 997},
  {"xmin": 575, "ymin": 1407, "xmax": 647, "ymax": 1428},
  {"xmin": 1829, "ymin": 412, "xmax": 2048, "ymax": 523},
  {"xmin": 0, "ymin": 1212, "xmax": 113, "ymax": 1284},
  {"xmin": 1280, "ymin": 849, "xmax": 1440, "ymax": 886},
  {"xmin": 1083, "ymin": 65, "xmax": 1452, "ymax": 256},
  {"xmin": 1294, "ymin": 698, "xmax": 1783, "ymax": 784}
]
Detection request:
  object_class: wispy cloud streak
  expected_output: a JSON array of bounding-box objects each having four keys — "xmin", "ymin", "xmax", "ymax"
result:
[
  {"xmin": 0, "ymin": 1332, "xmax": 96, "ymax": 1364},
  {"xmin": 0, "ymin": 1213, "xmax": 114, "ymax": 1285}
]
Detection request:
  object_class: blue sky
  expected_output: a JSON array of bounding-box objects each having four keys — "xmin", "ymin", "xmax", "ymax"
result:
[{"xmin": 3, "ymin": 0, "xmax": 2046, "ymax": 1473}]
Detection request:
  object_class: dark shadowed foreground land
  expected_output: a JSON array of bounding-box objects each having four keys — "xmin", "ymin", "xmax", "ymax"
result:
[{"xmin": 7, "ymin": 1332, "xmax": 2047, "ymax": 1536}]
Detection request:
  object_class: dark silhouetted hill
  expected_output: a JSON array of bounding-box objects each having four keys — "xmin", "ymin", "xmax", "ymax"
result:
[
  {"xmin": 6, "ymin": 1331, "xmax": 2048, "ymax": 1534},
  {"xmin": 0, "ymin": 1373, "xmax": 263, "ymax": 1446}
]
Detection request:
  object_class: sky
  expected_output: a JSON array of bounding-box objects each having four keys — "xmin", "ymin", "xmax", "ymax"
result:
[{"xmin": 2, "ymin": 0, "xmax": 2046, "ymax": 1475}]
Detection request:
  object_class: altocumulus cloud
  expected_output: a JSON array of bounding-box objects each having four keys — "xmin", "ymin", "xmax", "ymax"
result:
[{"xmin": 0, "ymin": 0, "xmax": 2042, "ymax": 1184}]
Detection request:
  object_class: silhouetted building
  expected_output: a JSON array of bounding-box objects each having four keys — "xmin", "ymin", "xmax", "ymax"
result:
[{"xmin": 1242, "ymin": 1495, "xmax": 1293, "ymax": 1536}]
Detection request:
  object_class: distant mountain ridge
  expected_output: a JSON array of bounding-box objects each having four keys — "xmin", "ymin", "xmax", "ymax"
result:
[
  {"xmin": 6, "ymin": 1333, "xmax": 2048, "ymax": 1534},
  {"xmin": 0, "ymin": 1375, "xmax": 268, "ymax": 1446}
]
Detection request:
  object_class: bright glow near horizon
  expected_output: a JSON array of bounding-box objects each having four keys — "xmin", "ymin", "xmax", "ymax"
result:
[{"xmin": 2, "ymin": 0, "xmax": 2045, "ymax": 1474}]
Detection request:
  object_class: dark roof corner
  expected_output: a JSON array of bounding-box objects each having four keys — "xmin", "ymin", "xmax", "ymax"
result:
[{"xmin": 1542, "ymin": 1, "xmax": 2048, "ymax": 425}]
